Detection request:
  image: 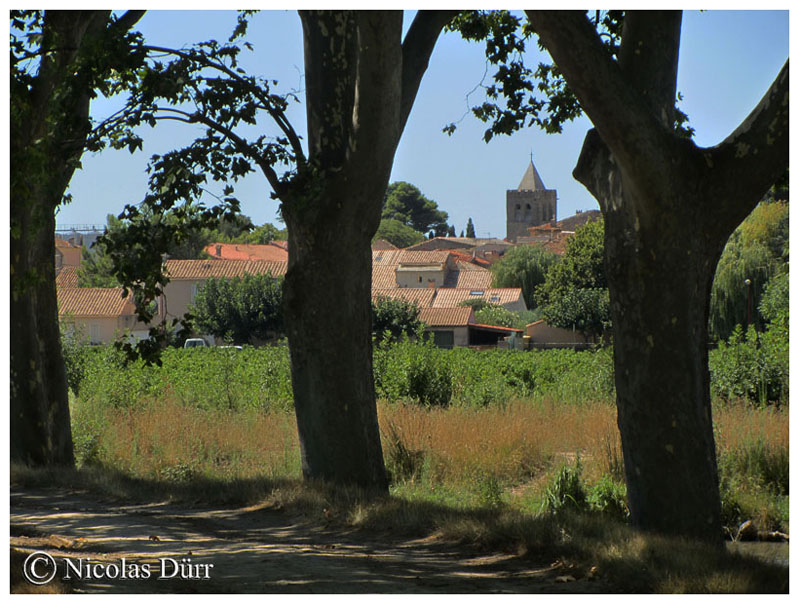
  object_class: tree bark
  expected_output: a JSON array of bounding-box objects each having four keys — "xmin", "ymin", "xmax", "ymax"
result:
[
  {"xmin": 529, "ymin": 10, "xmax": 789, "ymax": 543},
  {"xmin": 10, "ymin": 10, "xmax": 145, "ymax": 466},
  {"xmin": 280, "ymin": 10, "xmax": 454, "ymax": 489},
  {"xmin": 10, "ymin": 11, "xmax": 113, "ymax": 465}
]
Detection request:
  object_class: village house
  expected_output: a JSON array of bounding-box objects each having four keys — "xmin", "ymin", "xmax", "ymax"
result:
[
  {"xmin": 54, "ymin": 156, "xmax": 603, "ymax": 350},
  {"xmin": 158, "ymin": 259, "xmax": 288, "ymax": 326},
  {"xmin": 57, "ymin": 287, "xmax": 149, "ymax": 344},
  {"xmin": 54, "ymin": 238, "xmax": 82, "ymax": 270}
]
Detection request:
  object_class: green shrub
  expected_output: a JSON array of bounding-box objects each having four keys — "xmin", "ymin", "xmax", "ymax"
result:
[
  {"xmin": 60, "ymin": 323, "xmax": 91, "ymax": 396},
  {"xmin": 709, "ymin": 325, "xmax": 788, "ymax": 405},
  {"xmin": 543, "ymin": 461, "xmax": 587, "ymax": 514},
  {"xmin": 588, "ymin": 475, "xmax": 628, "ymax": 520}
]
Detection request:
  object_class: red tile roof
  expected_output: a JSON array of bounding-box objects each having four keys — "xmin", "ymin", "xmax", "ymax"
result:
[
  {"xmin": 57, "ymin": 287, "xmax": 136, "ymax": 318},
  {"xmin": 446, "ymin": 263, "xmax": 493, "ymax": 289},
  {"xmin": 419, "ymin": 307, "xmax": 475, "ymax": 327},
  {"xmin": 371, "ymin": 288, "xmax": 436, "ymax": 308},
  {"xmin": 431, "ymin": 288, "xmax": 524, "ymax": 309},
  {"xmin": 372, "ymin": 239, "xmax": 398, "ymax": 250},
  {"xmin": 164, "ymin": 259, "xmax": 287, "ymax": 280},
  {"xmin": 371, "ymin": 265, "xmax": 398, "ymax": 289},
  {"xmin": 204, "ymin": 242, "xmax": 288, "ymax": 262},
  {"xmin": 397, "ymin": 250, "xmax": 453, "ymax": 267},
  {"xmin": 372, "ymin": 249, "xmax": 403, "ymax": 266},
  {"xmin": 55, "ymin": 266, "xmax": 79, "ymax": 287}
]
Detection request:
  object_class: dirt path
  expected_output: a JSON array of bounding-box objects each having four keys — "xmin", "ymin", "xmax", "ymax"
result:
[{"xmin": 10, "ymin": 486, "xmax": 606, "ymax": 594}]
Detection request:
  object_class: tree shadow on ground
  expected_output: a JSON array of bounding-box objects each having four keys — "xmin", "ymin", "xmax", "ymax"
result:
[{"xmin": 10, "ymin": 464, "xmax": 788, "ymax": 594}]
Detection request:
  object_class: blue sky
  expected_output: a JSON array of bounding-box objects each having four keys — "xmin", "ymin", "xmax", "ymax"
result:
[{"xmin": 57, "ymin": 10, "xmax": 789, "ymax": 240}]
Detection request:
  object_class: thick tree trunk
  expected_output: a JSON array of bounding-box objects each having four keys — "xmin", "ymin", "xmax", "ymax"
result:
[
  {"xmin": 575, "ymin": 134, "xmax": 725, "ymax": 544},
  {"xmin": 10, "ymin": 10, "xmax": 113, "ymax": 466},
  {"xmin": 283, "ymin": 205, "xmax": 388, "ymax": 490},
  {"xmin": 277, "ymin": 11, "xmax": 453, "ymax": 490},
  {"xmin": 10, "ymin": 197, "xmax": 75, "ymax": 466},
  {"xmin": 530, "ymin": 10, "xmax": 787, "ymax": 544}
]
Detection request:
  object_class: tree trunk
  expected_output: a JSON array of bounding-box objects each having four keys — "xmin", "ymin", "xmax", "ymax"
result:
[
  {"xmin": 577, "ymin": 136, "xmax": 725, "ymax": 542},
  {"xmin": 277, "ymin": 11, "xmax": 452, "ymax": 490},
  {"xmin": 10, "ymin": 200, "xmax": 75, "ymax": 466},
  {"xmin": 283, "ymin": 202, "xmax": 388, "ymax": 490},
  {"xmin": 10, "ymin": 10, "xmax": 112, "ymax": 466},
  {"xmin": 530, "ymin": 10, "xmax": 788, "ymax": 544}
]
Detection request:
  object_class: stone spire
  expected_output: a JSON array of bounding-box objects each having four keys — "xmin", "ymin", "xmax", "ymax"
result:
[{"xmin": 517, "ymin": 158, "xmax": 547, "ymax": 191}]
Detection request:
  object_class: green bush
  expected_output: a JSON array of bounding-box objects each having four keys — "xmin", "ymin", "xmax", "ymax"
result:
[
  {"xmin": 60, "ymin": 323, "xmax": 92, "ymax": 396},
  {"xmin": 543, "ymin": 461, "xmax": 587, "ymax": 514},
  {"xmin": 709, "ymin": 325, "xmax": 788, "ymax": 405},
  {"xmin": 588, "ymin": 475, "xmax": 628, "ymax": 520},
  {"xmin": 73, "ymin": 332, "xmax": 780, "ymax": 414}
]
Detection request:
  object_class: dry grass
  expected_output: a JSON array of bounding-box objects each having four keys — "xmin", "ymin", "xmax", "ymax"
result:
[
  {"xmin": 79, "ymin": 398, "xmax": 301, "ymax": 481},
  {"xmin": 714, "ymin": 401, "xmax": 789, "ymax": 452},
  {"xmin": 12, "ymin": 396, "xmax": 789, "ymax": 594},
  {"xmin": 378, "ymin": 399, "xmax": 619, "ymax": 487}
]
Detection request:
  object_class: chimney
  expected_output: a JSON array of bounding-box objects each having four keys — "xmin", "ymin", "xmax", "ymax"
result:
[{"xmin": 215, "ymin": 244, "xmax": 222, "ymax": 257}]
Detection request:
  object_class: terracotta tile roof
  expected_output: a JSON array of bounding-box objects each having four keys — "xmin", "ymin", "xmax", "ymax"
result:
[
  {"xmin": 372, "ymin": 239, "xmax": 398, "ymax": 250},
  {"xmin": 371, "ymin": 288, "xmax": 436, "ymax": 308},
  {"xmin": 55, "ymin": 266, "xmax": 79, "ymax": 287},
  {"xmin": 397, "ymin": 250, "xmax": 453, "ymax": 267},
  {"xmin": 404, "ymin": 237, "xmax": 512, "ymax": 251},
  {"xmin": 443, "ymin": 263, "xmax": 494, "ymax": 290},
  {"xmin": 431, "ymin": 288, "xmax": 523, "ymax": 309},
  {"xmin": 419, "ymin": 307, "xmax": 475, "ymax": 327},
  {"xmin": 57, "ymin": 287, "xmax": 135, "ymax": 318},
  {"xmin": 446, "ymin": 251, "xmax": 492, "ymax": 268},
  {"xmin": 471, "ymin": 322, "xmax": 523, "ymax": 333},
  {"xmin": 539, "ymin": 238, "xmax": 568, "ymax": 256},
  {"xmin": 371, "ymin": 265, "xmax": 398, "ymax": 289},
  {"xmin": 164, "ymin": 259, "xmax": 287, "ymax": 280},
  {"xmin": 204, "ymin": 242, "xmax": 288, "ymax": 262},
  {"xmin": 555, "ymin": 209, "xmax": 601, "ymax": 231},
  {"xmin": 271, "ymin": 240, "xmax": 289, "ymax": 250},
  {"xmin": 372, "ymin": 249, "xmax": 403, "ymax": 266}
]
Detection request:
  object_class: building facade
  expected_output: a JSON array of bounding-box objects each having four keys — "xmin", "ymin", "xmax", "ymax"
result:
[{"xmin": 506, "ymin": 159, "xmax": 557, "ymax": 242}]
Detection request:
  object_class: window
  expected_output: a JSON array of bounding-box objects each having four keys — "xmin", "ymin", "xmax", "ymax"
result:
[
  {"xmin": 470, "ymin": 290, "xmax": 484, "ymax": 296},
  {"xmin": 490, "ymin": 296, "xmax": 500, "ymax": 302}
]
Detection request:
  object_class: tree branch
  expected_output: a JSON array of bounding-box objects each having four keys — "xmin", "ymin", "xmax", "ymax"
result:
[
  {"xmin": 526, "ymin": 11, "xmax": 679, "ymax": 197},
  {"xmin": 400, "ymin": 10, "xmax": 459, "ymax": 131},
  {"xmin": 704, "ymin": 60, "xmax": 789, "ymax": 223},
  {"xmin": 112, "ymin": 10, "xmax": 146, "ymax": 32},
  {"xmin": 616, "ymin": 11, "xmax": 682, "ymax": 129},
  {"xmin": 187, "ymin": 109, "xmax": 285, "ymax": 196},
  {"xmin": 145, "ymin": 44, "xmax": 305, "ymax": 163}
]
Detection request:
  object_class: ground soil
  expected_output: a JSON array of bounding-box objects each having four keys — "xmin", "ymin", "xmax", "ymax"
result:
[{"xmin": 10, "ymin": 486, "xmax": 608, "ymax": 594}]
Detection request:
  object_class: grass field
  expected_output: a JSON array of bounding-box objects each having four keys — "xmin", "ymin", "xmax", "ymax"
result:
[{"xmin": 52, "ymin": 342, "xmax": 789, "ymax": 593}]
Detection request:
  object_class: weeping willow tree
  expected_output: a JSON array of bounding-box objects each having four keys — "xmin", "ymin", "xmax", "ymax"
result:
[{"xmin": 709, "ymin": 200, "xmax": 788, "ymax": 341}]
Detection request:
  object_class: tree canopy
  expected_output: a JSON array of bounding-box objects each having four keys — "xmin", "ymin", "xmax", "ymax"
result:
[
  {"xmin": 382, "ymin": 181, "xmax": 450, "ymax": 235},
  {"xmin": 191, "ymin": 273, "xmax": 284, "ymax": 344},
  {"xmin": 373, "ymin": 218, "xmax": 426, "ymax": 249},
  {"xmin": 709, "ymin": 200, "xmax": 788, "ymax": 340},
  {"xmin": 371, "ymin": 297, "xmax": 424, "ymax": 343},
  {"xmin": 490, "ymin": 244, "xmax": 558, "ymax": 309}
]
